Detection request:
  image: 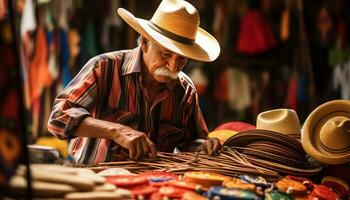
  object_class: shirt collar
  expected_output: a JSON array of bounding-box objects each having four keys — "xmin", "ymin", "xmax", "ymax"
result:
[{"xmin": 120, "ymin": 46, "xmax": 143, "ymax": 76}]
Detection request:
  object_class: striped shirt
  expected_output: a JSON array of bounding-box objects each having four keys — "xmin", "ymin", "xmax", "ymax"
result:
[{"xmin": 48, "ymin": 47, "xmax": 209, "ymax": 164}]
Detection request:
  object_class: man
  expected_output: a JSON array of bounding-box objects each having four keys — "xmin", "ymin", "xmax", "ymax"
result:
[{"xmin": 48, "ymin": 0, "xmax": 221, "ymax": 164}]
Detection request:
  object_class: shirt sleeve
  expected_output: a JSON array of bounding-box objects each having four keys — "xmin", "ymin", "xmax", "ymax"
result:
[{"xmin": 47, "ymin": 58, "xmax": 101, "ymax": 139}]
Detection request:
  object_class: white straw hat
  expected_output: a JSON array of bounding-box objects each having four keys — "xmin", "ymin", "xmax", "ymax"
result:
[{"xmin": 257, "ymin": 109, "xmax": 301, "ymax": 135}]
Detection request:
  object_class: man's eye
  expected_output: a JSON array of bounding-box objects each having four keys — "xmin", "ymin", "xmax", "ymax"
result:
[
  {"xmin": 178, "ymin": 57, "xmax": 187, "ymax": 62},
  {"xmin": 161, "ymin": 52, "xmax": 171, "ymax": 57}
]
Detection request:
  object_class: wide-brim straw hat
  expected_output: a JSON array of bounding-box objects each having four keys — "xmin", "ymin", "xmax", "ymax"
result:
[
  {"xmin": 302, "ymin": 100, "xmax": 350, "ymax": 165},
  {"xmin": 257, "ymin": 109, "xmax": 301, "ymax": 138},
  {"xmin": 117, "ymin": 0, "xmax": 220, "ymax": 62}
]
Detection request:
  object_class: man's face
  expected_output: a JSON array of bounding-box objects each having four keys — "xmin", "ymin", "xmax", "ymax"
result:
[{"xmin": 141, "ymin": 39, "xmax": 188, "ymax": 83}]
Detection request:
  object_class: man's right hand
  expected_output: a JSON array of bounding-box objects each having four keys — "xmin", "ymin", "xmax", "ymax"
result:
[
  {"xmin": 113, "ymin": 126, "xmax": 157, "ymax": 160},
  {"xmin": 75, "ymin": 117, "xmax": 157, "ymax": 161}
]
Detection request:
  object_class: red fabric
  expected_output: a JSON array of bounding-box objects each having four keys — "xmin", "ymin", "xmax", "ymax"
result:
[
  {"xmin": 214, "ymin": 69, "xmax": 229, "ymax": 102},
  {"xmin": 214, "ymin": 121, "xmax": 256, "ymax": 132},
  {"xmin": 1, "ymin": 91, "xmax": 19, "ymax": 120},
  {"xmin": 336, "ymin": 17, "xmax": 348, "ymax": 49},
  {"xmin": 237, "ymin": 10, "xmax": 276, "ymax": 54},
  {"xmin": 29, "ymin": 26, "xmax": 52, "ymax": 103}
]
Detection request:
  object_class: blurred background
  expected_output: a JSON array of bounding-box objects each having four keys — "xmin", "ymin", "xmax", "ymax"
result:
[{"xmin": 0, "ymin": 0, "xmax": 350, "ymax": 166}]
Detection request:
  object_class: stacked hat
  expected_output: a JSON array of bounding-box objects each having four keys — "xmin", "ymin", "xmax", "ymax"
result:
[{"xmin": 224, "ymin": 109, "xmax": 323, "ymax": 177}]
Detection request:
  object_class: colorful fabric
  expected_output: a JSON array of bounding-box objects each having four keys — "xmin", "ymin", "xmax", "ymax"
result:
[
  {"xmin": 0, "ymin": 44, "xmax": 23, "ymax": 185},
  {"xmin": 59, "ymin": 28, "xmax": 72, "ymax": 87},
  {"xmin": 29, "ymin": 26, "xmax": 52, "ymax": 103},
  {"xmin": 48, "ymin": 47, "xmax": 208, "ymax": 164}
]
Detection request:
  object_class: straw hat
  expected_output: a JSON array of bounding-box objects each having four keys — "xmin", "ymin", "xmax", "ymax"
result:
[
  {"xmin": 257, "ymin": 109, "xmax": 301, "ymax": 135},
  {"xmin": 302, "ymin": 100, "xmax": 350, "ymax": 164},
  {"xmin": 223, "ymin": 109, "xmax": 323, "ymax": 176},
  {"xmin": 117, "ymin": 0, "xmax": 220, "ymax": 62}
]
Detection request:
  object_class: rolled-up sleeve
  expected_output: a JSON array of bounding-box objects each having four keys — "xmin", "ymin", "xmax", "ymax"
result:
[{"xmin": 48, "ymin": 58, "xmax": 100, "ymax": 139}]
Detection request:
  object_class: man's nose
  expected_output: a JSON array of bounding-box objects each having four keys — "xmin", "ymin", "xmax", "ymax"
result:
[{"xmin": 167, "ymin": 55, "xmax": 179, "ymax": 72}]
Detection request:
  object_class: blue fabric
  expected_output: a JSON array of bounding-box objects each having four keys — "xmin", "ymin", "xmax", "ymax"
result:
[
  {"xmin": 59, "ymin": 29, "xmax": 72, "ymax": 87},
  {"xmin": 297, "ymin": 72, "xmax": 309, "ymax": 103}
]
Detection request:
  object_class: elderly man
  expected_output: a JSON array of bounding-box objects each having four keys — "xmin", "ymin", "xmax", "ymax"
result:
[{"xmin": 48, "ymin": 0, "xmax": 221, "ymax": 164}]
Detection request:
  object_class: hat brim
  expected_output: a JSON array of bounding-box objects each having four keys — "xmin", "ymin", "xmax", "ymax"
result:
[
  {"xmin": 223, "ymin": 129, "xmax": 305, "ymax": 156},
  {"xmin": 117, "ymin": 8, "xmax": 220, "ymax": 62},
  {"xmin": 302, "ymin": 100, "xmax": 350, "ymax": 164},
  {"xmin": 223, "ymin": 130, "xmax": 322, "ymax": 176}
]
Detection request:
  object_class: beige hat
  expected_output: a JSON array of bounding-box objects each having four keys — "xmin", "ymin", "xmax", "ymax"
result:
[
  {"xmin": 117, "ymin": 0, "xmax": 220, "ymax": 62},
  {"xmin": 257, "ymin": 109, "xmax": 301, "ymax": 135},
  {"xmin": 302, "ymin": 100, "xmax": 350, "ymax": 165}
]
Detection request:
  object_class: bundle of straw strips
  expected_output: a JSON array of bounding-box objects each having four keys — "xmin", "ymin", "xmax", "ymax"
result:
[{"xmin": 78, "ymin": 147, "xmax": 280, "ymax": 180}]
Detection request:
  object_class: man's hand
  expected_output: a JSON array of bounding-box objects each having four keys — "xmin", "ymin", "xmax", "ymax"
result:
[
  {"xmin": 197, "ymin": 138, "xmax": 221, "ymax": 155},
  {"xmin": 74, "ymin": 117, "xmax": 157, "ymax": 160},
  {"xmin": 113, "ymin": 126, "xmax": 157, "ymax": 160}
]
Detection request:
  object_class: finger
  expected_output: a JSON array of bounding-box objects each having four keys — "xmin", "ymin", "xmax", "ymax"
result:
[
  {"xmin": 146, "ymin": 138, "xmax": 157, "ymax": 159},
  {"xmin": 141, "ymin": 139, "xmax": 151, "ymax": 158},
  {"xmin": 212, "ymin": 139, "xmax": 221, "ymax": 154},
  {"xmin": 206, "ymin": 140, "xmax": 214, "ymax": 155},
  {"xmin": 135, "ymin": 141, "xmax": 143, "ymax": 160},
  {"xmin": 129, "ymin": 143, "xmax": 136, "ymax": 160}
]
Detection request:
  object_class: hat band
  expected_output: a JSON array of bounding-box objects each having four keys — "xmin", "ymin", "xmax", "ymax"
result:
[
  {"xmin": 320, "ymin": 142, "xmax": 350, "ymax": 153},
  {"xmin": 149, "ymin": 22, "xmax": 195, "ymax": 45}
]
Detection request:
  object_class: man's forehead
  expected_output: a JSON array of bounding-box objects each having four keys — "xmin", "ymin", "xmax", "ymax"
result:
[{"xmin": 151, "ymin": 40, "xmax": 187, "ymax": 58}]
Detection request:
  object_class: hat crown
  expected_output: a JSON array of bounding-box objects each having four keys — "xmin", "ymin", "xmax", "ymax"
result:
[
  {"xmin": 257, "ymin": 109, "xmax": 301, "ymax": 135},
  {"xmin": 320, "ymin": 117, "xmax": 350, "ymax": 152},
  {"xmin": 150, "ymin": 0, "xmax": 199, "ymax": 41}
]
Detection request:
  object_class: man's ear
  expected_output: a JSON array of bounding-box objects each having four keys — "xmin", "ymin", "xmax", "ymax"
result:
[{"xmin": 141, "ymin": 37, "xmax": 149, "ymax": 52}]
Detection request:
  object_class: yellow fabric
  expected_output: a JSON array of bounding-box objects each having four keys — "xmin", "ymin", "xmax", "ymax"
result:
[
  {"xmin": 208, "ymin": 130, "xmax": 238, "ymax": 144},
  {"xmin": 36, "ymin": 136, "xmax": 68, "ymax": 158}
]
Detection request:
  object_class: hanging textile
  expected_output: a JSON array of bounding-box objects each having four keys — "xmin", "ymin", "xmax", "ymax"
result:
[
  {"xmin": 101, "ymin": 0, "xmax": 123, "ymax": 51},
  {"xmin": 188, "ymin": 66, "xmax": 209, "ymax": 96},
  {"xmin": 59, "ymin": 29, "xmax": 72, "ymax": 87},
  {"xmin": 212, "ymin": 0, "xmax": 228, "ymax": 45},
  {"xmin": 226, "ymin": 67, "xmax": 251, "ymax": 111},
  {"xmin": 332, "ymin": 62, "xmax": 350, "ymax": 100},
  {"xmin": 280, "ymin": 0, "xmax": 291, "ymax": 42},
  {"xmin": 214, "ymin": 68, "xmax": 230, "ymax": 103},
  {"xmin": 29, "ymin": 26, "xmax": 52, "ymax": 103},
  {"xmin": 20, "ymin": 0, "xmax": 36, "ymax": 38},
  {"xmin": 316, "ymin": 7, "xmax": 332, "ymax": 46},
  {"xmin": 286, "ymin": 73, "xmax": 298, "ymax": 110},
  {"xmin": 0, "ymin": 4, "xmax": 23, "ymax": 186},
  {"xmin": 79, "ymin": 21, "xmax": 98, "ymax": 68},
  {"xmin": 236, "ymin": 10, "xmax": 277, "ymax": 54}
]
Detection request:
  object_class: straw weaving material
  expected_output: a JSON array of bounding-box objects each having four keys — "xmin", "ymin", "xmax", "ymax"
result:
[{"xmin": 76, "ymin": 147, "xmax": 280, "ymax": 180}]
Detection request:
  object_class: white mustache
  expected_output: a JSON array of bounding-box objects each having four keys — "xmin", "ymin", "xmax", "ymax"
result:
[{"xmin": 154, "ymin": 67, "xmax": 179, "ymax": 79}]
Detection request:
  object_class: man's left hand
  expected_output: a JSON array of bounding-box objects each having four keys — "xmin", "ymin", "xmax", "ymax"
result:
[{"xmin": 197, "ymin": 138, "xmax": 221, "ymax": 155}]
